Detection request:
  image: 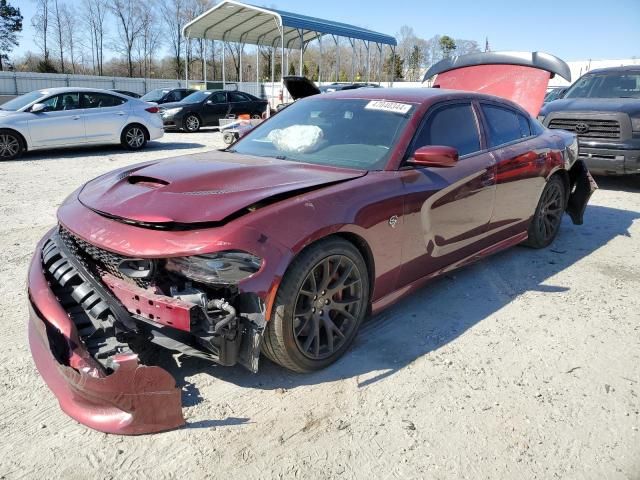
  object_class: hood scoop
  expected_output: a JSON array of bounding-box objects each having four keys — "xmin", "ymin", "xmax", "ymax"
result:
[
  {"xmin": 78, "ymin": 151, "xmax": 366, "ymax": 225},
  {"xmin": 128, "ymin": 175, "xmax": 170, "ymax": 189}
]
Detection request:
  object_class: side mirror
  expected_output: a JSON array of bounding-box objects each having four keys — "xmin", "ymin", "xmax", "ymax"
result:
[
  {"xmin": 408, "ymin": 145, "xmax": 458, "ymax": 168},
  {"xmin": 30, "ymin": 103, "xmax": 46, "ymax": 113},
  {"xmin": 206, "ymin": 100, "xmax": 214, "ymax": 105}
]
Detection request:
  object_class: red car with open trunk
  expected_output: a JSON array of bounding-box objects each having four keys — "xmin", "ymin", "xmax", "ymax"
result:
[{"xmin": 27, "ymin": 52, "xmax": 596, "ymax": 435}]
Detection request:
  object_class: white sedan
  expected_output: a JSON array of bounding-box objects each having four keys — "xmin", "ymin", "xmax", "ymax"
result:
[{"xmin": 0, "ymin": 87, "xmax": 164, "ymax": 160}]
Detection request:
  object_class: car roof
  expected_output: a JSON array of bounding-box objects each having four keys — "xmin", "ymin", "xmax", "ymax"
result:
[
  {"xmin": 584, "ymin": 65, "xmax": 640, "ymax": 74},
  {"xmin": 36, "ymin": 87, "xmax": 133, "ymax": 97},
  {"xmin": 326, "ymin": 87, "xmax": 528, "ymax": 112}
]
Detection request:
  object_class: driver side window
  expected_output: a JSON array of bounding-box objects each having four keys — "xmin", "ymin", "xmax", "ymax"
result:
[
  {"xmin": 41, "ymin": 93, "xmax": 80, "ymax": 112},
  {"xmin": 412, "ymin": 102, "xmax": 481, "ymax": 157},
  {"xmin": 209, "ymin": 92, "xmax": 227, "ymax": 104}
]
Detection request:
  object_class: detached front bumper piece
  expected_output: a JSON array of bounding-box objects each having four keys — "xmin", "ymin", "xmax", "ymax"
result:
[{"xmin": 27, "ymin": 234, "xmax": 185, "ymax": 435}]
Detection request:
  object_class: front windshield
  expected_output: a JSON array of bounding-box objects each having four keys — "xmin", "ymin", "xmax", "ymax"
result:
[
  {"xmin": 141, "ymin": 89, "xmax": 169, "ymax": 102},
  {"xmin": 233, "ymin": 97, "xmax": 415, "ymax": 170},
  {"xmin": 564, "ymin": 73, "xmax": 640, "ymax": 99},
  {"xmin": 180, "ymin": 91, "xmax": 212, "ymax": 104},
  {"xmin": 1, "ymin": 91, "xmax": 46, "ymax": 111}
]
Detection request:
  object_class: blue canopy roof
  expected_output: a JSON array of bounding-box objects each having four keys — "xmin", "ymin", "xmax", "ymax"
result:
[{"xmin": 182, "ymin": 0, "xmax": 397, "ymax": 48}]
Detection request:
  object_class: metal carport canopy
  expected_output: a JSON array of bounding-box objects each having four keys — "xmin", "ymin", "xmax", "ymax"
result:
[{"xmin": 182, "ymin": 0, "xmax": 397, "ymax": 48}]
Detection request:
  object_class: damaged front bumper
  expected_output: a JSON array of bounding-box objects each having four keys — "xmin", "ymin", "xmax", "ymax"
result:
[
  {"xmin": 28, "ymin": 234, "xmax": 185, "ymax": 434},
  {"xmin": 27, "ymin": 229, "xmax": 269, "ymax": 434}
]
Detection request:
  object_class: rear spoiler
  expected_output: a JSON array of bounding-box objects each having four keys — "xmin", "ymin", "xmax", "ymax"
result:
[{"xmin": 423, "ymin": 51, "xmax": 572, "ymax": 83}]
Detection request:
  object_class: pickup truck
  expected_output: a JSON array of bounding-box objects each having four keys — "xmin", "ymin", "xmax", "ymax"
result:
[{"xmin": 539, "ymin": 66, "xmax": 640, "ymax": 176}]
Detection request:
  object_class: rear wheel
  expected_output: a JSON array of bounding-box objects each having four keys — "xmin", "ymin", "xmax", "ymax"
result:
[
  {"xmin": 0, "ymin": 130, "xmax": 24, "ymax": 160},
  {"xmin": 121, "ymin": 125, "xmax": 147, "ymax": 150},
  {"xmin": 523, "ymin": 175, "xmax": 566, "ymax": 249},
  {"xmin": 251, "ymin": 112, "xmax": 262, "ymax": 119},
  {"xmin": 262, "ymin": 238, "xmax": 369, "ymax": 372},
  {"xmin": 183, "ymin": 114, "xmax": 201, "ymax": 132}
]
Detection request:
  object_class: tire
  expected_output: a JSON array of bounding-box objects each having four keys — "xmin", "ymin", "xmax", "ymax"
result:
[
  {"xmin": 262, "ymin": 238, "xmax": 370, "ymax": 373},
  {"xmin": 222, "ymin": 132, "xmax": 236, "ymax": 145},
  {"xmin": 251, "ymin": 113, "xmax": 262, "ymax": 119},
  {"xmin": 183, "ymin": 114, "xmax": 201, "ymax": 132},
  {"xmin": 0, "ymin": 130, "xmax": 24, "ymax": 160},
  {"xmin": 121, "ymin": 124, "xmax": 147, "ymax": 150},
  {"xmin": 523, "ymin": 175, "xmax": 566, "ymax": 249}
]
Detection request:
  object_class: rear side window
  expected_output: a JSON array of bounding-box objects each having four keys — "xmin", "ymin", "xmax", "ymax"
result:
[
  {"xmin": 81, "ymin": 93, "xmax": 126, "ymax": 109},
  {"xmin": 413, "ymin": 103, "xmax": 481, "ymax": 157},
  {"xmin": 482, "ymin": 104, "xmax": 531, "ymax": 148},
  {"xmin": 229, "ymin": 92, "xmax": 249, "ymax": 102}
]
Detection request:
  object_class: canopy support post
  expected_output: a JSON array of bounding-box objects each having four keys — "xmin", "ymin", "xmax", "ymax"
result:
[
  {"xmin": 377, "ymin": 43, "xmax": 383, "ymax": 84},
  {"xmin": 318, "ymin": 35, "xmax": 323, "ymax": 84},
  {"xmin": 365, "ymin": 41, "xmax": 370, "ymax": 83},
  {"xmin": 185, "ymin": 37, "xmax": 189, "ymax": 88},
  {"xmin": 332, "ymin": 35, "xmax": 340, "ymax": 82},
  {"xmin": 299, "ymin": 29, "xmax": 304, "ymax": 76},
  {"xmin": 203, "ymin": 39, "xmax": 207, "ymax": 85},
  {"xmin": 348, "ymin": 38, "xmax": 356, "ymax": 81},
  {"xmin": 256, "ymin": 46, "xmax": 259, "ymax": 84},
  {"xmin": 239, "ymin": 43, "xmax": 243, "ymax": 83},
  {"xmin": 390, "ymin": 46, "xmax": 395, "ymax": 87},
  {"xmin": 222, "ymin": 41, "xmax": 226, "ymax": 88}
]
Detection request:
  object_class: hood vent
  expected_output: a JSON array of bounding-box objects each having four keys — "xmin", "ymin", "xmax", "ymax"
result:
[{"xmin": 128, "ymin": 176, "xmax": 170, "ymax": 188}]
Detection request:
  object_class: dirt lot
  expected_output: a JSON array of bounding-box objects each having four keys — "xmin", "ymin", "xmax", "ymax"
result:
[{"xmin": 0, "ymin": 132, "xmax": 638, "ymax": 479}]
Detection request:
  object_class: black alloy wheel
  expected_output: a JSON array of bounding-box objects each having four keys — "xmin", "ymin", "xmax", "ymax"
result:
[
  {"xmin": 262, "ymin": 238, "xmax": 369, "ymax": 372},
  {"xmin": 524, "ymin": 176, "xmax": 566, "ymax": 249},
  {"xmin": 292, "ymin": 254, "xmax": 365, "ymax": 360}
]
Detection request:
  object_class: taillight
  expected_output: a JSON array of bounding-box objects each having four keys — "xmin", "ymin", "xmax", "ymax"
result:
[{"xmin": 145, "ymin": 106, "xmax": 159, "ymax": 113}]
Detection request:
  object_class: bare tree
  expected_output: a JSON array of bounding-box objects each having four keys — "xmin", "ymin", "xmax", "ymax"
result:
[
  {"xmin": 160, "ymin": 0, "xmax": 187, "ymax": 79},
  {"xmin": 109, "ymin": 0, "xmax": 144, "ymax": 77},
  {"xmin": 82, "ymin": 0, "xmax": 108, "ymax": 75},
  {"xmin": 135, "ymin": 6, "xmax": 162, "ymax": 77},
  {"xmin": 31, "ymin": 0, "xmax": 51, "ymax": 67},
  {"xmin": 51, "ymin": 0, "xmax": 65, "ymax": 71},
  {"xmin": 60, "ymin": 3, "xmax": 77, "ymax": 73}
]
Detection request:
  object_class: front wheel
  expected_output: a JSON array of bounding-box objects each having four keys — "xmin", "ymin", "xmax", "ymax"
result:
[
  {"xmin": 121, "ymin": 125, "xmax": 147, "ymax": 150},
  {"xmin": 0, "ymin": 130, "xmax": 24, "ymax": 160},
  {"xmin": 183, "ymin": 114, "xmax": 201, "ymax": 132},
  {"xmin": 523, "ymin": 175, "xmax": 566, "ymax": 249},
  {"xmin": 262, "ymin": 238, "xmax": 370, "ymax": 373}
]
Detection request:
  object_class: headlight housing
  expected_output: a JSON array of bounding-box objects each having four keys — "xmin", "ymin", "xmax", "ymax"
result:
[
  {"xmin": 165, "ymin": 251, "xmax": 262, "ymax": 285},
  {"xmin": 163, "ymin": 107, "xmax": 183, "ymax": 116}
]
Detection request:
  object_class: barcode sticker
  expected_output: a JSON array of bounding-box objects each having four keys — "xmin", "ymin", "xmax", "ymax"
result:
[{"xmin": 365, "ymin": 100, "xmax": 412, "ymax": 115}]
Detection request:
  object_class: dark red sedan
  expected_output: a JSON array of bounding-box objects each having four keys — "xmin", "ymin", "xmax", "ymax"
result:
[{"xmin": 28, "ymin": 86, "xmax": 595, "ymax": 434}]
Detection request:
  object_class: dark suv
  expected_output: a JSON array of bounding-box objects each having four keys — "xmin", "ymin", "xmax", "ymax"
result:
[{"xmin": 539, "ymin": 66, "xmax": 640, "ymax": 176}]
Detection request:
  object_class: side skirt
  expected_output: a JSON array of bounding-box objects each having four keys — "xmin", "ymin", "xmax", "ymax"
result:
[{"xmin": 371, "ymin": 231, "xmax": 528, "ymax": 315}]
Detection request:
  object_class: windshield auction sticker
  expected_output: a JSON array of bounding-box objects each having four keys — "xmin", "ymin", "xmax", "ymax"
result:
[{"xmin": 365, "ymin": 100, "xmax": 412, "ymax": 115}]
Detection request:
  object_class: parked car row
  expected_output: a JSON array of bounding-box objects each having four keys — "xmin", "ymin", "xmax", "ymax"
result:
[
  {"xmin": 0, "ymin": 86, "xmax": 272, "ymax": 160},
  {"xmin": 0, "ymin": 87, "xmax": 164, "ymax": 160}
]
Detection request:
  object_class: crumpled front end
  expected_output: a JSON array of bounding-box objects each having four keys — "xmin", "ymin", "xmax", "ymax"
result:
[{"xmin": 28, "ymin": 233, "xmax": 185, "ymax": 435}]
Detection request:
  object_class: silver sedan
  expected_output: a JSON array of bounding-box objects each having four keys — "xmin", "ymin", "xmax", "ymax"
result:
[{"xmin": 0, "ymin": 87, "xmax": 164, "ymax": 160}]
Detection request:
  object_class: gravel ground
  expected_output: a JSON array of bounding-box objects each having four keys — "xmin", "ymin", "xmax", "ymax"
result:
[{"xmin": 0, "ymin": 132, "xmax": 638, "ymax": 479}]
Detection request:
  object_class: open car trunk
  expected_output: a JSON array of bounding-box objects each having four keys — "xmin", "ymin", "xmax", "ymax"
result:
[
  {"xmin": 423, "ymin": 51, "xmax": 572, "ymax": 116},
  {"xmin": 283, "ymin": 76, "xmax": 321, "ymax": 100}
]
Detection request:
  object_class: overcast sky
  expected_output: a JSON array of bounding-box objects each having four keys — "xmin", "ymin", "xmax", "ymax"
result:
[{"xmin": 16, "ymin": 0, "xmax": 640, "ymax": 62}]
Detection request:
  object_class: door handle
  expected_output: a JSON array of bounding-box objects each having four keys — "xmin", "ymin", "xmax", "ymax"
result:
[
  {"xmin": 72, "ymin": 116, "xmax": 81, "ymax": 120},
  {"xmin": 116, "ymin": 112, "xmax": 126, "ymax": 116}
]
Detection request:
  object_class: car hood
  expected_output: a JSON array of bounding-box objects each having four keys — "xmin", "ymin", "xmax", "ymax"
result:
[
  {"xmin": 159, "ymin": 101, "xmax": 192, "ymax": 110},
  {"xmin": 540, "ymin": 97, "xmax": 640, "ymax": 116},
  {"xmin": 78, "ymin": 151, "xmax": 366, "ymax": 225}
]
